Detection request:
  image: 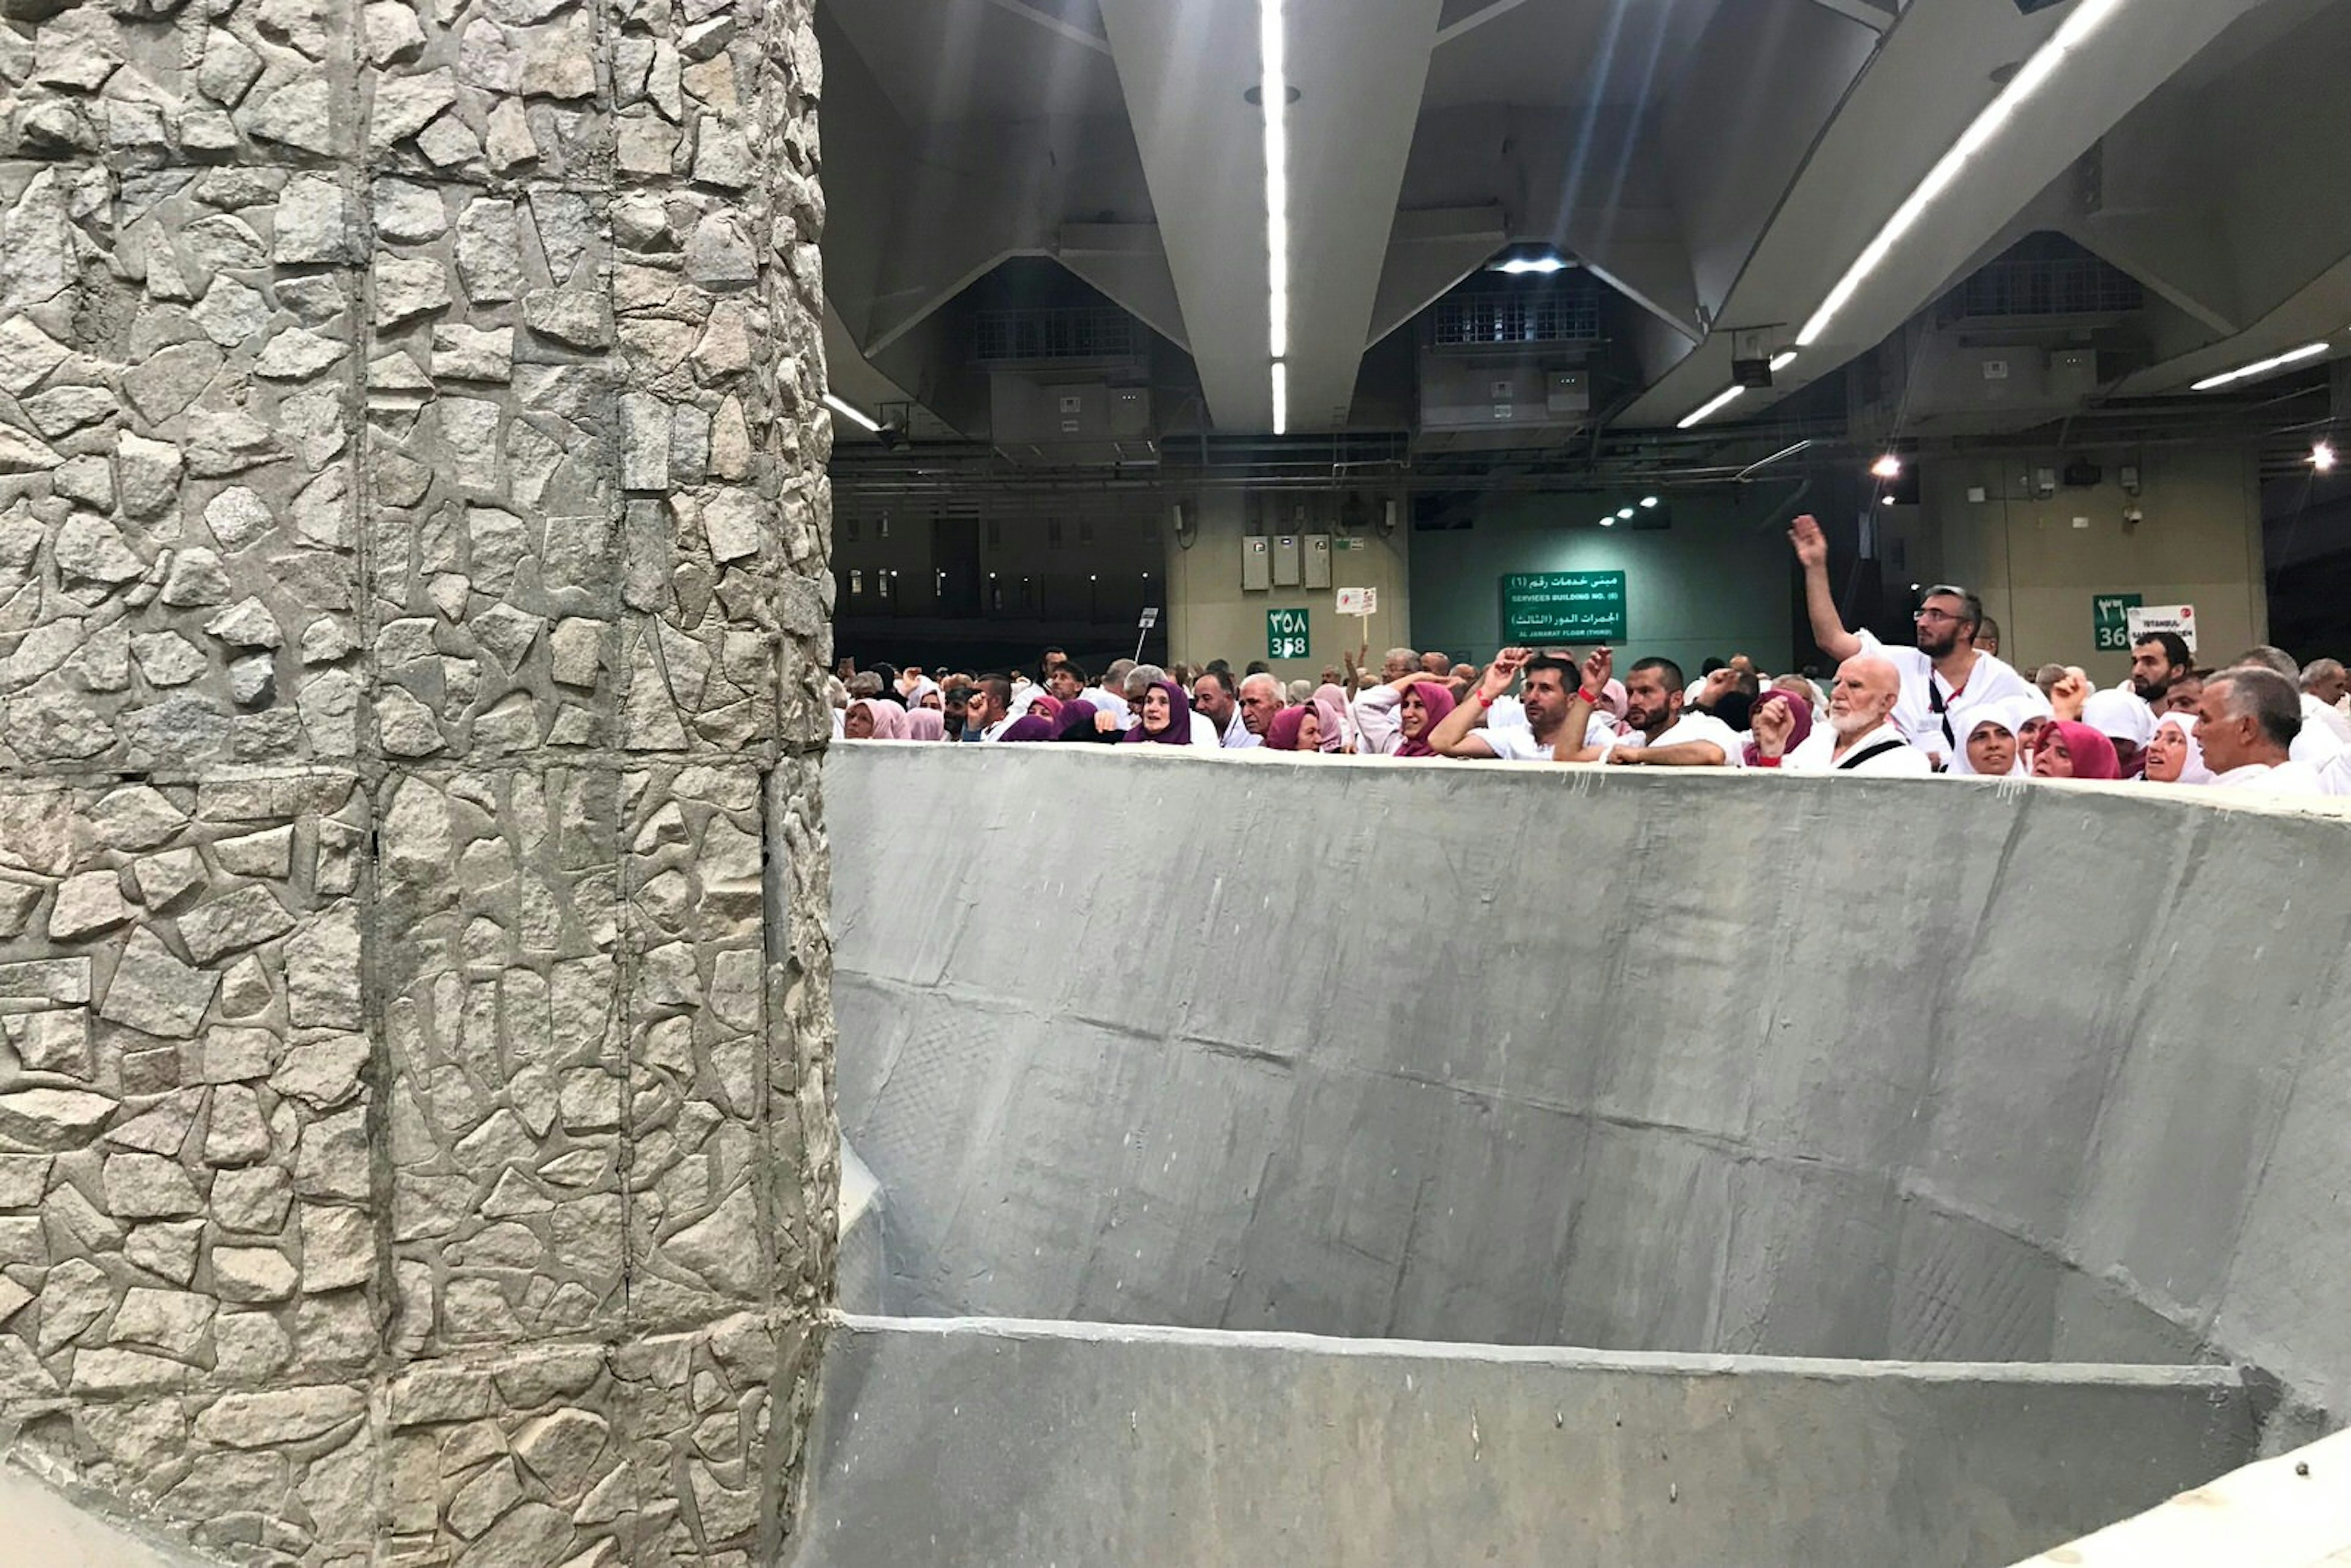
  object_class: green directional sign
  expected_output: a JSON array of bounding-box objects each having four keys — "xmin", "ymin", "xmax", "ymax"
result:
[
  {"xmin": 1500, "ymin": 570, "xmax": 1628, "ymax": 643},
  {"xmin": 2092, "ymin": 593, "xmax": 2143, "ymax": 651},
  {"xmin": 1265, "ymin": 607, "xmax": 1311, "ymax": 661}
]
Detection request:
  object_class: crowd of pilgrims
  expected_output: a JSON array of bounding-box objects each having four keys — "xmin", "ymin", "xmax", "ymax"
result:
[{"xmin": 833, "ymin": 517, "xmax": 2351, "ymax": 795}]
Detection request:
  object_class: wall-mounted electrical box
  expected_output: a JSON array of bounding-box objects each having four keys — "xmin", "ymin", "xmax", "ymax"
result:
[
  {"xmin": 1242, "ymin": 535, "xmax": 1271, "ymax": 591},
  {"xmin": 1272, "ymin": 535, "xmax": 1302, "ymax": 588},
  {"xmin": 1303, "ymin": 535, "xmax": 1332, "ymax": 590}
]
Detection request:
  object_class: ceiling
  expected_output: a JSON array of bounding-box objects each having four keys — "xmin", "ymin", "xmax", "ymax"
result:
[{"xmin": 818, "ymin": 0, "xmax": 2347, "ymax": 451}]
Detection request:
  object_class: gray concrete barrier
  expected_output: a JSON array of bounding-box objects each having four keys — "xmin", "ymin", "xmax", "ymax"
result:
[
  {"xmin": 790, "ymin": 1315, "xmax": 2256, "ymax": 1568},
  {"xmin": 831, "ymin": 745, "xmax": 2351, "ymax": 1429}
]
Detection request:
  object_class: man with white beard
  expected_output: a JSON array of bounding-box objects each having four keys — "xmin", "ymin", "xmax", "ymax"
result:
[{"xmin": 1753, "ymin": 655, "xmax": 1934, "ymax": 776}]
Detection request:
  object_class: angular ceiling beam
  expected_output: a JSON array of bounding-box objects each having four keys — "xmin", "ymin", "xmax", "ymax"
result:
[
  {"xmin": 1433, "ymin": 0, "xmax": 1534, "ymax": 47},
  {"xmin": 1055, "ymin": 223, "xmax": 1190, "ymax": 351},
  {"xmin": 983, "ymin": 0, "xmax": 1113, "ymax": 55},
  {"xmin": 1367, "ymin": 206, "xmax": 1508, "ymax": 348},
  {"xmin": 1098, "ymin": 0, "xmax": 1445, "ymax": 432},
  {"xmin": 1616, "ymin": 0, "xmax": 2268, "ymax": 430},
  {"xmin": 1800, "ymin": 0, "xmax": 1899, "ymax": 32}
]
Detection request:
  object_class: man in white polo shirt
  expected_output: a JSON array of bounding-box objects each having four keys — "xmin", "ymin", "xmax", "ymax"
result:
[
  {"xmin": 1790, "ymin": 516, "xmax": 2036, "ymax": 770},
  {"xmin": 2199, "ymin": 666, "xmax": 2323, "ymax": 792},
  {"xmin": 1753, "ymin": 655, "xmax": 1933, "ymax": 776},
  {"xmin": 1426, "ymin": 648, "xmax": 1610, "ymax": 760}
]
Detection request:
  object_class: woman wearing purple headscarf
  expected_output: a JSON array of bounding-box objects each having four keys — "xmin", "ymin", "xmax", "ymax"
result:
[
  {"xmin": 1122, "ymin": 680, "xmax": 1194, "ymax": 746},
  {"xmin": 1053, "ymin": 699, "xmax": 1120, "ymax": 743},
  {"xmin": 996, "ymin": 713, "xmax": 1059, "ymax": 743}
]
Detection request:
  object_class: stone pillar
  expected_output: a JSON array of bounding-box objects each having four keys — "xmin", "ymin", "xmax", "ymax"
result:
[{"xmin": 0, "ymin": 0, "xmax": 836, "ymax": 1555}]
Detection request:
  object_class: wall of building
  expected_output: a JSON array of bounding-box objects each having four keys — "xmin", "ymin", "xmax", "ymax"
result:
[
  {"xmin": 1925, "ymin": 446, "xmax": 2267, "ymax": 681},
  {"xmin": 0, "ymin": 0, "xmax": 836, "ymax": 1560},
  {"xmin": 1407, "ymin": 490, "xmax": 1799, "ymax": 677},
  {"xmin": 1165, "ymin": 490, "xmax": 1414, "ymax": 682}
]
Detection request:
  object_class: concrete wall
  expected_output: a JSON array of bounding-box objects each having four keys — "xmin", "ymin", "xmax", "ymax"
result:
[
  {"xmin": 1926, "ymin": 445, "xmax": 2267, "ymax": 683},
  {"xmin": 0, "ymin": 0, "xmax": 838, "ymax": 1558},
  {"xmin": 1406, "ymin": 490, "xmax": 1797, "ymax": 674},
  {"xmin": 832, "ymin": 744, "xmax": 2351, "ymax": 1433},
  {"xmin": 1166, "ymin": 489, "xmax": 1414, "ymax": 682},
  {"xmin": 793, "ymin": 1316, "xmax": 2257, "ymax": 1568}
]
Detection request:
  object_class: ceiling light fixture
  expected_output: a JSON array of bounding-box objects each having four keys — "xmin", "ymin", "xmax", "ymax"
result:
[
  {"xmin": 1491, "ymin": 255, "xmax": 1569, "ymax": 275},
  {"xmin": 2314, "ymin": 441, "xmax": 2338, "ymax": 473},
  {"xmin": 1598, "ymin": 515, "xmax": 1615, "ymax": 528},
  {"xmin": 1769, "ymin": 350, "xmax": 1799, "ymax": 373},
  {"xmin": 1616, "ymin": 506, "xmax": 1635, "ymax": 520},
  {"xmin": 1261, "ymin": 0, "xmax": 1289, "ymax": 433},
  {"xmin": 1640, "ymin": 495, "xmax": 1660, "ymax": 508},
  {"xmin": 2190, "ymin": 341, "xmax": 2330, "ymax": 392},
  {"xmin": 1677, "ymin": 386, "xmax": 1745, "ymax": 429},
  {"xmin": 1795, "ymin": 0, "xmax": 2126, "ymax": 348},
  {"xmin": 823, "ymin": 392, "xmax": 881, "ymax": 433},
  {"xmin": 1871, "ymin": 453, "xmax": 1903, "ymax": 479}
]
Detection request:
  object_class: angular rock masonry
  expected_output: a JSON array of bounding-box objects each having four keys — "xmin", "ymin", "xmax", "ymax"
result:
[{"xmin": 0, "ymin": 0, "xmax": 838, "ymax": 1558}]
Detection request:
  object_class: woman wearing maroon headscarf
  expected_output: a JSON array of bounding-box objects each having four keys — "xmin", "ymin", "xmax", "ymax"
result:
[
  {"xmin": 1264, "ymin": 704, "xmax": 1324, "ymax": 753},
  {"xmin": 2030, "ymin": 719, "xmax": 2120, "ymax": 781},
  {"xmin": 1122, "ymin": 680, "xmax": 1194, "ymax": 746},
  {"xmin": 1742, "ymin": 689, "xmax": 1812, "ymax": 768}
]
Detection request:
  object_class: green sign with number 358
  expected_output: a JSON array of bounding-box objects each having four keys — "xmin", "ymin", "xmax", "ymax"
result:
[{"xmin": 1266, "ymin": 608, "xmax": 1310, "ymax": 661}]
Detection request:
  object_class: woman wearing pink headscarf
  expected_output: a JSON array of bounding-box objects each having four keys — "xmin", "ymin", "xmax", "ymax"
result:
[
  {"xmin": 1351, "ymin": 673, "xmax": 1457, "ymax": 757},
  {"xmin": 2030, "ymin": 719, "xmax": 2120, "ymax": 781},
  {"xmin": 906, "ymin": 710, "xmax": 947, "ymax": 742},
  {"xmin": 1310, "ymin": 683, "xmax": 1352, "ymax": 754},
  {"xmin": 844, "ymin": 699, "xmax": 909, "ymax": 740}
]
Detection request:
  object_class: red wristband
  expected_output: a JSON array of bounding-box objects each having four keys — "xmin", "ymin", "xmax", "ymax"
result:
[
  {"xmin": 1577, "ymin": 688, "xmax": 1599, "ymax": 703},
  {"xmin": 1475, "ymin": 692, "xmax": 1494, "ymax": 708},
  {"xmin": 1757, "ymin": 755, "xmax": 1782, "ymax": 768}
]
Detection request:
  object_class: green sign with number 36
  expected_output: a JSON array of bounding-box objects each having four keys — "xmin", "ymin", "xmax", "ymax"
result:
[{"xmin": 2092, "ymin": 593, "xmax": 2142, "ymax": 651}]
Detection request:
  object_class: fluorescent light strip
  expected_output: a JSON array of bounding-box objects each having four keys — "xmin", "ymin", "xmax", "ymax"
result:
[
  {"xmin": 1796, "ymin": 0, "xmax": 2126, "ymax": 347},
  {"xmin": 823, "ymin": 392, "xmax": 881, "ymax": 433},
  {"xmin": 1677, "ymin": 386, "xmax": 1745, "ymax": 429},
  {"xmin": 1262, "ymin": 0, "xmax": 1288, "ymax": 365},
  {"xmin": 1769, "ymin": 350, "xmax": 1799, "ymax": 372},
  {"xmin": 1271, "ymin": 360, "xmax": 1288, "ymax": 435},
  {"xmin": 2190, "ymin": 340, "xmax": 2330, "ymax": 392}
]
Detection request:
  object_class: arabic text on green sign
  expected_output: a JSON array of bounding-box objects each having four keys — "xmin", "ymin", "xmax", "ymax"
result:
[{"xmin": 1499, "ymin": 571, "xmax": 1629, "ymax": 643}]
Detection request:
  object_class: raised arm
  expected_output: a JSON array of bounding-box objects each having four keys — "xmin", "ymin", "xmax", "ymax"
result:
[
  {"xmin": 1790, "ymin": 515, "xmax": 1862, "ymax": 664},
  {"xmin": 1430, "ymin": 649, "xmax": 1525, "ymax": 757},
  {"xmin": 1555, "ymin": 646, "xmax": 1613, "ymax": 762}
]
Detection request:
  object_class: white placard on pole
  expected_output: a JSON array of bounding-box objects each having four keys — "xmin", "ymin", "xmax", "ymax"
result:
[{"xmin": 2126, "ymin": 603, "xmax": 2197, "ymax": 654}]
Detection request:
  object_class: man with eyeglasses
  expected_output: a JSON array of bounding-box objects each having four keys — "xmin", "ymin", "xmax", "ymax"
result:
[{"xmin": 1790, "ymin": 515, "xmax": 2035, "ymax": 770}]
